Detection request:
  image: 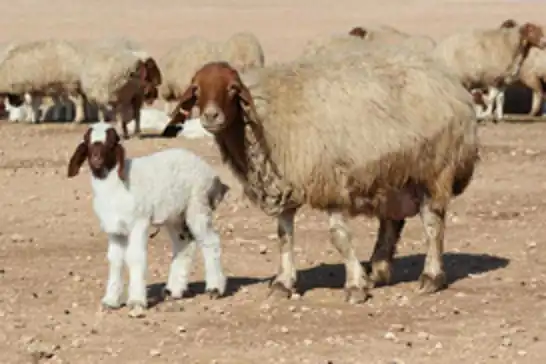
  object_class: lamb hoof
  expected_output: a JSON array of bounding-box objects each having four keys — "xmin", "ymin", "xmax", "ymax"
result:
[
  {"xmin": 162, "ymin": 287, "xmax": 186, "ymax": 301},
  {"xmin": 127, "ymin": 303, "xmax": 146, "ymax": 318},
  {"xmin": 207, "ymin": 289, "xmax": 222, "ymax": 300},
  {"xmin": 267, "ymin": 281, "xmax": 293, "ymax": 300},
  {"xmin": 417, "ymin": 272, "xmax": 447, "ymax": 294},
  {"xmin": 100, "ymin": 297, "xmax": 122, "ymax": 310},
  {"xmin": 345, "ymin": 286, "xmax": 370, "ymax": 304},
  {"xmin": 370, "ymin": 260, "xmax": 393, "ymax": 287}
]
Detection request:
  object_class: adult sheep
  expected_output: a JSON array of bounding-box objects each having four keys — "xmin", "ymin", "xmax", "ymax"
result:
[
  {"xmin": 158, "ymin": 32, "xmax": 264, "ymax": 118},
  {"xmin": 300, "ymin": 25, "xmax": 436, "ymax": 59},
  {"xmin": 431, "ymin": 21, "xmax": 546, "ymax": 121},
  {"xmin": 482, "ymin": 19, "xmax": 546, "ymax": 117},
  {"xmin": 168, "ymin": 55, "xmax": 479, "ymax": 303}
]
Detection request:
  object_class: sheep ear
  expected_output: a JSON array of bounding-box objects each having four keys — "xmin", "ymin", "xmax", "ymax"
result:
[
  {"xmin": 67, "ymin": 142, "xmax": 88, "ymax": 178},
  {"xmin": 172, "ymin": 84, "xmax": 197, "ymax": 117},
  {"xmin": 115, "ymin": 144, "xmax": 126, "ymax": 181},
  {"xmin": 231, "ymin": 81, "xmax": 259, "ymax": 122}
]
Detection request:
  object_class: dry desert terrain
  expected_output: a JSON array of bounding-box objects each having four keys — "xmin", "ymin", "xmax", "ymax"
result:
[{"xmin": 1, "ymin": 1, "xmax": 546, "ymax": 363}]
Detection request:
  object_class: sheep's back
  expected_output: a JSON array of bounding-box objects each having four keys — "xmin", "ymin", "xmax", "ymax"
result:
[
  {"xmin": 244, "ymin": 54, "xmax": 477, "ymax": 208},
  {"xmin": 0, "ymin": 39, "xmax": 82, "ymax": 94},
  {"xmin": 124, "ymin": 148, "xmax": 218, "ymax": 222}
]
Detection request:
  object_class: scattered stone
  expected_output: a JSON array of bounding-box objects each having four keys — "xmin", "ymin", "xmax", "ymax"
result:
[
  {"xmin": 517, "ymin": 350, "xmax": 527, "ymax": 357},
  {"xmin": 177, "ymin": 326, "xmax": 187, "ymax": 334},
  {"xmin": 417, "ymin": 331, "xmax": 430, "ymax": 340},
  {"xmin": 384, "ymin": 332, "xmax": 397, "ymax": 341},
  {"xmin": 435, "ymin": 342, "xmax": 443, "ymax": 349},
  {"xmin": 501, "ymin": 337, "xmax": 512, "ymax": 347},
  {"xmin": 390, "ymin": 324, "xmax": 406, "ymax": 332},
  {"xmin": 280, "ymin": 326, "xmax": 289, "ymax": 333},
  {"xmin": 303, "ymin": 339, "xmax": 313, "ymax": 346},
  {"xmin": 149, "ymin": 349, "xmax": 161, "ymax": 357},
  {"xmin": 10, "ymin": 233, "xmax": 24, "ymax": 243},
  {"xmin": 258, "ymin": 244, "xmax": 268, "ymax": 254}
]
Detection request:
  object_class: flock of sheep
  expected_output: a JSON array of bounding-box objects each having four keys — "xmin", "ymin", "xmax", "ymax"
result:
[{"xmin": 3, "ymin": 18, "xmax": 545, "ymax": 318}]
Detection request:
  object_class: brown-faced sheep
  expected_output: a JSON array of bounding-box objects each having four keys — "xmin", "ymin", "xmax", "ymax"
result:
[
  {"xmin": 168, "ymin": 57, "xmax": 479, "ymax": 303},
  {"xmin": 158, "ymin": 32, "xmax": 264, "ymax": 120},
  {"xmin": 432, "ymin": 21, "xmax": 546, "ymax": 120}
]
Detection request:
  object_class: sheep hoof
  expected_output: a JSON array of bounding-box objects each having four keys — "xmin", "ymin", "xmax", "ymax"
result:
[
  {"xmin": 162, "ymin": 287, "xmax": 185, "ymax": 301},
  {"xmin": 127, "ymin": 304, "xmax": 146, "ymax": 318},
  {"xmin": 207, "ymin": 289, "xmax": 222, "ymax": 300},
  {"xmin": 417, "ymin": 272, "xmax": 447, "ymax": 294},
  {"xmin": 267, "ymin": 281, "xmax": 294, "ymax": 299},
  {"xmin": 345, "ymin": 286, "xmax": 370, "ymax": 304},
  {"xmin": 369, "ymin": 260, "xmax": 393, "ymax": 287}
]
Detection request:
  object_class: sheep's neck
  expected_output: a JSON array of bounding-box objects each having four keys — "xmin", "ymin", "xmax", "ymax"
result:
[
  {"xmin": 91, "ymin": 166, "xmax": 128, "ymax": 198},
  {"xmin": 217, "ymin": 116, "xmax": 300, "ymax": 216}
]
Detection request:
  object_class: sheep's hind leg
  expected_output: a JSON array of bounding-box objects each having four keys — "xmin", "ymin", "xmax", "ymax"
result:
[
  {"xmin": 269, "ymin": 208, "xmax": 298, "ymax": 299},
  {"xmin": 125, "ymin": 220, "xmax": 149, "ymax": 318},
  {"xmin": 101, "ymin": 234, "xmax": 127, "ymax": 310},
  {"xmin": 369, "ymin": 219, "xmax": 405, "ymax": 286},
  {"xmin": 328, "ymin": 209, "xmax": 371, "ymax": 304},
  {"xmin": 164, "ymin": 222, "xmax": 197, "ymax": 299},
  {"xmin": 418, "ymin": 178, "xmax": 450, "ymax": 294}
]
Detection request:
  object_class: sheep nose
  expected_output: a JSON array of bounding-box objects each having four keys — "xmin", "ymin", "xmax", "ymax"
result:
[{"xmin": 203, "ymin": 108, "xmax": 219, "ymax": 121}]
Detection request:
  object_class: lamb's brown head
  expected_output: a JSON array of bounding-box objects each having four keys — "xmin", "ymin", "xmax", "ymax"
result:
[
  {"xmin": 519, "ymin": 22, "xmax": 546, "ymax": 49},
  {"xmin": 500, "ymin": 19, "xmax": 518, "ymax": 29},
  {"xmin": 348, "ymin": 26, "xmax": 368, "ymax": 38},
  {"xmin": 67, "ymin": 122, "xmax": 125, "ymax": 180},
  {"xmin": 173, "ymin": 61, "xmax": 256, "ymax": 134}
]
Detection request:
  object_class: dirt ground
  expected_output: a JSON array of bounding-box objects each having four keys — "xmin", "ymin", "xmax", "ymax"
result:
[{"xmin": 2, "ymin": 1, "xmax": 546, "ymax": 363}]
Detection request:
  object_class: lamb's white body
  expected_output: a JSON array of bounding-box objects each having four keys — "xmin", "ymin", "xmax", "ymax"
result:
[{"xmin": 86, "ymin": 126, "xmax": 227, "ymax": 316}]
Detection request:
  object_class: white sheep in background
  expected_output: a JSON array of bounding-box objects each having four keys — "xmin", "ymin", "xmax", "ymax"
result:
[{"xmin": 67, "ymin": 122, "xmax": 229, "ymax": 318}]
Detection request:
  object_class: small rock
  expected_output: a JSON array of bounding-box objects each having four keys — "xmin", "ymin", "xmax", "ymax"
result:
[
  {"xmin": 149, "ymin": 349, "xmax": 161, "ymax": 357},
  {"xmin": 501, "ymin": 337, "xmax": 512, "ymax": 347},
  {"xmin": 527, "ymin": 241, "xmax": 537, "ymax": 249},
  {"xmin": 417, "ymin": 331, "xmax": 430, "ymax": 340},
  {"xmin": 10, "ymin": 233, "xmax": 24, "ymax": 243},
  {"xmin": 390, "ymin": 324, "xmax": 406, "ymax": 332},
  {"xmin": 177, "ymin": 326, "xmax": 187, "ymax": 333},
  {"xmin": 280, "ymin": 326, "xmax": 289, "ymax": 333},
  {"xmin": 73, "ymin": 275, "xmax": 83, "ymax": 282},
  {"xmin": 517, "ymin": 350, "xmax": 527, "ymax": 357},
  {"xmin": 384, "ymin": 331, "xmax": 397, "ymax": 341},
  {"xmin": 435, "ymin": 342, "xmax": 443, "ymax": 349},
  {"xmin": 303, "ymin": 339, "xmax": 313, "ymax": 346},
  {"xmin": 258, "ymin": 244, "xmax": 268, "ymax": 254}
]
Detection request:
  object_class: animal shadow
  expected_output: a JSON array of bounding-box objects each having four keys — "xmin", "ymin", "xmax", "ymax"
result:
[
  {"xmin": 296, "ymin": 252, "xmax": 510, "ymax": 295},
  {"xmin": 146, "ymin": 276, "xmax": 268, "ymax": 308}
]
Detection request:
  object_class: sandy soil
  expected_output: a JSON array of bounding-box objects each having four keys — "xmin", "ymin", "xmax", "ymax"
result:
[{"xmin": 1, "ymin": 1, "xmax": 546, "ymax": 363}]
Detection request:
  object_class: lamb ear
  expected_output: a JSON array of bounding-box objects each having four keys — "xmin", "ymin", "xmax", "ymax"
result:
[
  {"xmin": 115, "ymin": 144, "xmax": 126, "ymax": 181},
  {"xmin": 67, "ymin": 142, "xmax": 88, "ymax": 178},
  {"xmin": 144, "ymin": 57, "xmax": 162, "ymax": 86}
]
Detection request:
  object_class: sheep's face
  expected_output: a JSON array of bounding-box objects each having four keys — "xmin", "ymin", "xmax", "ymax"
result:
[
  {"xmin": 520, "ymin": 23, "xmax": 546, "ymax": 49},
  {"xmin": 500, "ymin": 19, "xmax": 517, "ymax": 29},
  {"xmin": 67, "ymin": 122, "xmax": 126, "ymax": 181},
  {"xmin": 136, "ymin": 57, "xmax": 162, "ymax": 105},
  {"xmin": 172, "ymin": 62, "xmax": 256, "ymax": 134}
]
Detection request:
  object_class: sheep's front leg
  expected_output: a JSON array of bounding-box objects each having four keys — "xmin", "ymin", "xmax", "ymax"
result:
[
  {"xmin": 328, "ymin": 209, "xmax": 371, "ymax": 304},
  {"xmin": 493, "ymin": 88, "xmax": 506, "ymax": 122},
  {"xmin": 68, "ymin": 93, "xmax": 86, "ymax": 123},
  {"xmin": 186, "ymin": 201, "xmax": 227, "ymax": 298},
  {"xmin": 125, "ymin": 220, "xmax": 149, "ymax": 318},
  {"xmin": 269, "ymin": 208, "xmax": 297, "ymax": 298},
  {"xmin": 164, "ymin": 222, "xmax": 197, "ymax": 299},
  {"xmin": 369, "ymin": 219, "xmax": 406, "ymax": 286},
  {"xmin": 101, "ymin": 234, "xmax": 127, "ymax": 309},
  {"xmin": 131, "ymin": 97, "xmax": 143, "ymax": 138}
]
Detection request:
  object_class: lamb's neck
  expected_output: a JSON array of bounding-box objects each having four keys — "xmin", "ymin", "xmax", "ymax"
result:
[
  {"xmin": 216, "ymin": 117, "xmax": 299, "ymax": 216},
  {"xmin": 91, "ymin": 167, "xmax": 128, "ymax": 198}
]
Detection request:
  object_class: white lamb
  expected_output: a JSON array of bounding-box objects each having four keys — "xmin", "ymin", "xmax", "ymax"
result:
[{"xmin": 67, "ymin": 122, "xmax": 229, "ymax": 318}]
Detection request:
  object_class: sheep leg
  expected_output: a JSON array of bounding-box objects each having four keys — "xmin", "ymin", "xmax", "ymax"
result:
[
  {"xmin": 125, "ymin": 219, "xmax": 149, "ymax": 318},
  {"xmin": 369, "ymin": 219, "xmax": 405, "ymax": 286},
  {"xmin": 525, "ymin": 77, "xmax": 544, "ymax": 116},
  {"xmin": 131, "ymin": 96, "xmax": 142, "ymax": 138},
  {"xmin": 164, "ymin": 222, "xmax": 197, "ymax": 299},
  {"xmin": 418, "ymin": 170, "xmax": 451, "ymax": 294},
  {"xmin": 493, "ymin": 88, "xmax": 506, "ymax": 121},
  {"xmin": 328, "ymin": 209, "xmax": 371, "ymax": 304},
  {"xmin": 101, "ymin": 234, "xmax": 127, "ymax": 310},
  {"xmin": 68, "ymin": 93, "xmax": 86, "ymax": 123},
  {"xmin": 186, "ymin": 200, "xmax": 227, "ymax": 298},
  {"xmin": 269, "ymin": 208, "xmax": 298, "ymax": 299}
]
